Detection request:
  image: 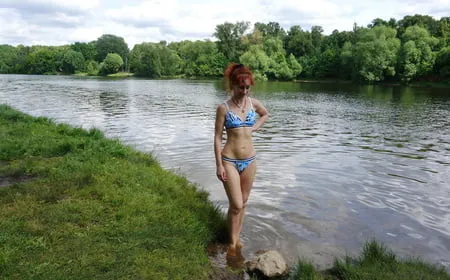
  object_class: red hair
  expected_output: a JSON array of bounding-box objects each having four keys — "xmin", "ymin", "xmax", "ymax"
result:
[{"xmin": 224, "ymin": 63, "xmax": 255, "ymax": 91}]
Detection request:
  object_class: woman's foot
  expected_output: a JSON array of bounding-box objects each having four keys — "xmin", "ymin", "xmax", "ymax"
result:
[
  {"xmin": 226, "ymin": 245, "xmax": 245, "ymax": 268},
  {"xmin": 226, "ymin": 245, "xmax": 237, "ymax": 257},
  {"xmin": 236, "ymin": 240, "xmax": 243, "ymax": 249}
]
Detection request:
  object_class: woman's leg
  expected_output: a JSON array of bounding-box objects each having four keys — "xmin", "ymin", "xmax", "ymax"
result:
[
  {"xmin": 237, "ymin": 160, "xmax": 257, "ymax": 247},
  {"xmin": 222, "ymin": 162, "xmax": 243, "ymax": 251}
]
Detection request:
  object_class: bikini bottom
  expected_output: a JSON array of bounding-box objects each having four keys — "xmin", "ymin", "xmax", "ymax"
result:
[{"xmin": 222, "ymin": 155, "xmax": 256, "ymax": 174}]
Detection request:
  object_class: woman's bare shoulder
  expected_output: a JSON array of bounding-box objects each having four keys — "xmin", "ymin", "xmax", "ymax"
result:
[
  {"xmin": 250, "ymin": 97, "xmax": 263, "ymax": 107},
  {"xmin": 216, "ymin": 102, "xmax": 227, "ymax": 113}
]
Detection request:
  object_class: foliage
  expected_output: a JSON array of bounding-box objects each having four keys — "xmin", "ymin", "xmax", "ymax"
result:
[
  {"xmin": 61, "ymin": 50, "xmax": 85, "ymax": 74},
  {"xmin": 26, "ymin": 47, "xmax": 58, "ymax": 74},
  {"xmin": 213, "ymin": 21, "xmax": 250, "ymax": 62},
  {"xmin": 10, "ymin": 45, "xmax": 31, "ymax": 74},
  {"xmin": 85, "ymin": 60, "xmax": 100, "ymax": 76},
  {"xmin": 254, "ymin": 22, "xmax": 286, "ymax": 39},
  {"xmin": 169, "ymin": 40, "xmax": 226, "ymax": 77},
  {"xmin": 240, "ymin": 45, "xmax": 271, "ymax": 80},
  {"xmin": 435, "ymin": 47, "xmax": 450, "ymax": 77},
  {"xmin": 0, "ymin": 45, "xmax": 18, "ymax": 74},
  {"xmin": 351, "ymin": 26, "xmax": 401, "ymax": 82},
  {"xmin": 70, "ymin": 41, "xmax": 97, "ymax": 61},
  {"xmin": 99, "ymin": 53, "xmax": 123, "ymax": 76},
  {"xmin": 284, "ymin": 25, "xmax": 313, "ymax": 58},
  {"xmin": 311, "ymin": 26, "xmax": 324, "ymax": 54},
  {"xmin": 1, "ymin": 13, "xmax": 450, "ymax": 83},
  {"xmin": 129, "ymin": 42, "xmax": 182, "ymax": 78},
  {"xmin": 398, "ymin": 26, "xmax": 437, "ymax": 82},
  {"xmin": 95, "ymin": 34, "xmax": 129, "ymax": 65},
  {"xmin": 397, "ymin": 14, "xmax": 441, "ymax": 38}
]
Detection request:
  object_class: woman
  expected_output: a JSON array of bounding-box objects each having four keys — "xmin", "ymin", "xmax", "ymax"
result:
[{"xmin": 214, "ymin": 63, "xmax": 269, "ymax": 258}]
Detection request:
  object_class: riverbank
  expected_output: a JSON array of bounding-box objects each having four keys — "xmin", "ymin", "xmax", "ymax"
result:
[
  {"xmin": 1, "ymin": 104, "xmax": 449, "ymax": 279},
  {"xmin": 0, "ymin": 104, "xmax": 227, "ymax": 279},
  {"xmin": 294, "ymin": 78, "xmax": 450, "ymax": 89}
]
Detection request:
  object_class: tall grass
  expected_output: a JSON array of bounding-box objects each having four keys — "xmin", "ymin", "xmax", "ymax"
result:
[
  {"xmin": 0, "ymin": 104, "xmax": 226, "ymax": 279},
  {"xmin": 288, "ymin": 240, "xmax": 449, "ymax": 280}
]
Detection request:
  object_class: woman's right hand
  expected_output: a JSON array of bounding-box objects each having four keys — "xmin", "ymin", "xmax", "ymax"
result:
[{"xmin": 216, "ymin": 165, "xmax": 227, "ymax": 182}]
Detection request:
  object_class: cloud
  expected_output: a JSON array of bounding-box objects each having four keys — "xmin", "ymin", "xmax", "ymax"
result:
[
  {"xmin": 1, "ymin": 0, "xmax": 100, "ymax": 16},
  {"xmin": 0, "ymin": 0, "xmax": 448, "ymax": 47},
  {"xmin": 0, "ymin": 0, "xmax": 99, "ymax": 30}
]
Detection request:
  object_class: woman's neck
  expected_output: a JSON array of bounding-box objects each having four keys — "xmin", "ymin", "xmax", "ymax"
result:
[{"xmin": 232, "ymin": 95, "xmax": 245, "ymax": 102}]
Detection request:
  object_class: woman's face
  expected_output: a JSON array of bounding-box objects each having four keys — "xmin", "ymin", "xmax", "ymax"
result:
[{"xmin": 233, "ymin": 78, "xmax": 251, "ymax": 97}]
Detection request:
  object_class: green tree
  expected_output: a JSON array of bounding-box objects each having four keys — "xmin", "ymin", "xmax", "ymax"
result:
[
  {"xmin": 434, "ymin": 47, "xmax": 450, "ymax": 77},
  {"xmin": 352, "ymin": 26, "xmax": 400, "ymax": 82},
  {"xmin": 439, "ymin": 17, "xmax": 450, "ymax": 47},
  {"xmin": 61, "ymin": 50, "xmax": 85, "ymax": 73},
  {"xmin": 239, "ymin": 45, "xmax": 271, "ymax": 80},
  {"xmin": 253, "ymin": 22, "xmax": 286, "ymax": 39},
  {"xmin": 311, "ymin": 26, "xmax": 324, "ymax": 54},
  {"xmin": 130, "ymin": 43, "xmax": 181, "ymax": 78},
  {"xmin": 71, "ymin": 42, "xmax": 97, "ymax": 61},
  {"xmin": 10, "ymin": 45, "xmax": 30, "ymax": 73},
  {"xmin": 323, "ymin": 30, "xmax": 356, "ymax": 50},
  {"xmin": 26, "ymin": 47, "xmax": 59, "ymax": 74},
  {"xmin": 315, "ymin": 48, "xmax": 340, "ymax": 78},
  {"xmin": 170, "ymin": 40, "xmax": 226, "ymax": 77},
  {"xmin": 284, "ymin": 26, "xmax": 313, "ymax": 57},
  {"xmin": 398, "ymin": 25, "xmax": 438, "ymax": 82},
  {"xmin": 287, "ymin": 53, "xmax": 302, "ymax": 78},
  {"xmin": 397, "ymin": 14, "xmax": 441, "ymax": 38},
  {"xmin": 0, "ymin": 45, "xmax": 18, "ymax": 73},
  {"xmin": 158, "ymin": 44, "xmax": 182, "ymax": 76},
  {"xmin": 99, "ymin": 53, "xmax": 123, "ymax": 75},
  {"xmin": 263, "ymin": 38, "xmax": 298, "ymax": 80},
  {"xmin": 95, "ymin": 34, "xmax": 129, "ymax": 66},
  {"xmin": 213, "ymin": 21, "xmax": 250, "ymax": 62},
  {"xmin": 85, "ymin": 60, "xmax": 100, "ymax": 76}
]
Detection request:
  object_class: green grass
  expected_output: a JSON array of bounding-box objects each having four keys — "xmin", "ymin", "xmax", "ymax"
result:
[
  {"xmin": 0, "ymin": 104, "xmax": 226, "ymax": 279},
  {"xmin": 107, "ymin": 72, "xmax": 134, "ymax": 78},
  {"xmin": 288, "ymin": 240, "xmax": 450, "ymax": 280}
]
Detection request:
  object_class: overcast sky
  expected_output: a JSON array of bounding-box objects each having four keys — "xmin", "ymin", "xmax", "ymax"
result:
[{"xmin": 0, "ymin": 0, "xmax": 448, "ymax": 48}]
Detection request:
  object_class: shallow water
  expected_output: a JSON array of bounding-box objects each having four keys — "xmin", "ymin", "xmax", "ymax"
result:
[{"xmin": 1, "ymin": 75, "xmax": 449, "ymax": 269}]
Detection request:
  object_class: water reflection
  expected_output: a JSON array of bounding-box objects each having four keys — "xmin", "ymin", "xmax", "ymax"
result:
[
  {"xmin": 0, "ymin": 75, "xmax": 449, "ymax": 270},
  {"xmin": 99, "ymin": 91, "xmax": 129, "ymax": 117}
]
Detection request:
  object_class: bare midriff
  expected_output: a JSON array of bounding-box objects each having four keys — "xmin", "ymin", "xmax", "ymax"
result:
[{"xmin": 221, "ymin": 127, "xmax": 255, "ymax": 159}]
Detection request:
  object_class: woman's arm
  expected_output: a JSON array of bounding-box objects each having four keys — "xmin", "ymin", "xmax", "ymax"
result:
[
  {"xmin": 214, "ymin": 104, "xmax": 227, "ymax": 182},
  {"xmin": 251, "ymin": 98, "xmax": 269, "ymax": 131}
]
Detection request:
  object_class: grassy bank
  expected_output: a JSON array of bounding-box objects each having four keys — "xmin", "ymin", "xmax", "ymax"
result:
[
  {"xmin": 289, "ymin": 241, "xmax": 449, "ymax": 280},
  {"xmin": 0, "ymin": 104, "xmax": 226, "ymax": 279}
]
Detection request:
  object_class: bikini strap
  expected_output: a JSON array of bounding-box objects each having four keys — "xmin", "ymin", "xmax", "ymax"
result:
[
  {"xmin": 248, "ymin": 97, "xmax": 253, "ymax": 109},
  {"xmin": 224, "ymin": 100, "xmax": 230, "ymax": 110}
]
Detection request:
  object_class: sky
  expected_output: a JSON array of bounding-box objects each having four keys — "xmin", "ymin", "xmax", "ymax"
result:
[{"xmin": 0, "ymin": 0, "xmax": 449, "ymax": 48}]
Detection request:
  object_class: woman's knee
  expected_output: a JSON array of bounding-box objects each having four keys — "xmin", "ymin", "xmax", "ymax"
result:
[
  {"xmin": 242, "ymin": 197, "xmax": 248, "ymax": 208},
  {"xmin": 229, "ymin": 203, "xmax": 244, "ymax": 215}
]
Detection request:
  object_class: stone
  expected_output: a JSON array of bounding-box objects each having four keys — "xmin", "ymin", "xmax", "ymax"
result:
[{"xmin": 245, "ymin": 250, "xmax": 288, "ymax": 278}]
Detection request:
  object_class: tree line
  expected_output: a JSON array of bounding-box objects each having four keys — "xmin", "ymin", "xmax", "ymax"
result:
[{"xmin": 0, "ymin": 14, "xmax": 449, "ymax": 83}]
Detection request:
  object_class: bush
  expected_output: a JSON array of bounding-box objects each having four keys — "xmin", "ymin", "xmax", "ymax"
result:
[{"xmin": 99, "ymin": 53, "xmax": 123, "ymax": 75}]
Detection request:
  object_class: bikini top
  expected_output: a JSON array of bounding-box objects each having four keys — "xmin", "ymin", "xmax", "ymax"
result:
[{"xmin": 224, "ymin": 97, "xmax": 256, "ymax": 129}]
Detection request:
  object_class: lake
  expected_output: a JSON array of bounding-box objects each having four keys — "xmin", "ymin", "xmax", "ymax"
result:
[{"xmin": 1, "ymin": 74, "xmax": 449, "ymax": 269}]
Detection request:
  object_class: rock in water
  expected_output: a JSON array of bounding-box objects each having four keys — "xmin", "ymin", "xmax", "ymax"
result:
[{"xmin": 246, "ymin": 250, "xmax": 288, "ymax": 278}]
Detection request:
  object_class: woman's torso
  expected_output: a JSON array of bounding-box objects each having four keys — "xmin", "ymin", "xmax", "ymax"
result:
[{"xmin": 221, "ymin": 98, "xmax": 256, "ymax": 159}]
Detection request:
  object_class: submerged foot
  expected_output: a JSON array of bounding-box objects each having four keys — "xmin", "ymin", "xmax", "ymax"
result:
[{"xmin": 226, "ymin": 245, "xmax": 245, "ymax": 269}]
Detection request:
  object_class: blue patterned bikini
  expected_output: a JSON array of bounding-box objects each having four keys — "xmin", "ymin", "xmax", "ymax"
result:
[{"xmin": 222, "ymin": 97, "xmax": 257, "ymax": 173}]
